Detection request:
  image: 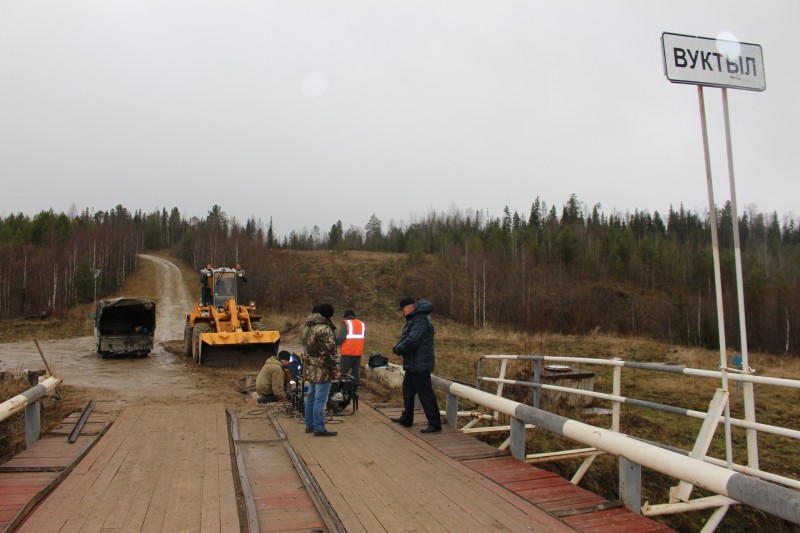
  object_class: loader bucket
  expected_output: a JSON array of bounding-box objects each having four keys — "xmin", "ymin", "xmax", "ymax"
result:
[{"xmin": 196, "ymin": 329, "xmax": 280, "ymax": 367}]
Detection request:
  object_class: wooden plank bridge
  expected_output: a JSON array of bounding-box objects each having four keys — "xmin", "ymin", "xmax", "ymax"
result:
[{"xmin": 1, "ymin": 399, "xmax": 675, "ymax": 532}]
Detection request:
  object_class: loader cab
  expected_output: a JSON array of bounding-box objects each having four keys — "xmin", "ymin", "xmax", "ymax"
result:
[{"xmin": 200, "ymin": 266, "xmax": 246, "ymax": 309}]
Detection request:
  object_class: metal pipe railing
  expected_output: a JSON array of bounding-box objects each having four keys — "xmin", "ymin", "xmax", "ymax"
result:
[
  {"xmin": 432, "ymin": 374, "xmax": 800, "ymax": 525},
  {"xmin": 0, "ymin": 376, "xmax": 61, "ymax": 422},
  {"xmin": 478, "ymin": 376, "xmax": 800, "ymax": 440},
  {"xmin": 479, "ymin": 354, "xmax": 800, "ymax": 388},
  {"xmin": 0, "ymin": 375, "xmax": 62, "ymax": 448}
]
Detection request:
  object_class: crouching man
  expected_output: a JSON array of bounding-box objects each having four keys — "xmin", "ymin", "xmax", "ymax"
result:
[{"xmin": 256, "ymin": 350, "xmax": 292, "ymax": 404}]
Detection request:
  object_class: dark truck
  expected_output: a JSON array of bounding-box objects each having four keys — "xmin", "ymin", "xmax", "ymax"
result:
[{"xmin": 93, "ymin": 297, "xmax": 156, "ymax": 358}]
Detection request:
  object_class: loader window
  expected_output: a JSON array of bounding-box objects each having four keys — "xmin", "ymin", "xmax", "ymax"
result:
[{"xmin": 214, "ymin": 272, "xmax": 236, "ymax": 307}]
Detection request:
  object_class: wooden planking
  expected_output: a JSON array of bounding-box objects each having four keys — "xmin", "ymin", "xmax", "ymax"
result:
[
  {"xmin": 0, "ymin": 410, "xmax": 110, "ymax": 532},
  {"xmin": 462, "ymin": 455, "xmax": 675, "ymax": 533},
  {"xmin": 5, "ymin": 396, "xmax": 676, "ymax": 533},
  {"xmin": 214, "ymin": 405, "xmax": 240, "ymax": 532},
  {"xmin": 15, "ymin": 404, "xmax": 241, "ymax": 533},
  {"xmin": 233, "ymin": 410, "xmax": 326, "ymax": 533},
  {"xmin": 382, "ymin": 406, "xmax": 509, "ymax": 461},
  {"xmin": 278, "ymin": 402, "xmax": 575, "ymax": 533},
  {"xmin": 563, "ymin": 507, "xmax": 675, "ymax": 532},
  {"xmin": 383, "ymin": 413, "xmax": 676, "ymax": 533}
]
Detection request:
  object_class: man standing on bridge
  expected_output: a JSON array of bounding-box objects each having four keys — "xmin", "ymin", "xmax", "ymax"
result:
[
  {"xmin": 302, "ymin": 303, "xmax": 340, "ymax": 437},
  {"xmin": 336, "ymin": 309, "xmax": 366, "ymax": 388},
  {"xmin": 391, "ymin": 297, "xmax": 442, "ymax": 434}
]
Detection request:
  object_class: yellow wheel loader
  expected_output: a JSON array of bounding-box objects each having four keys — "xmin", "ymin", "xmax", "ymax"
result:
[{"xmin": 182, "ymin": 265, "xmax": 280, "ymax": 366}]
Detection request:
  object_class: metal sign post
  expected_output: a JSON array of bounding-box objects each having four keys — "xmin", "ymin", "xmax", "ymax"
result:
[{"xmin": 662, "ymin": 32, "xmax": 765, "ymax": 469}]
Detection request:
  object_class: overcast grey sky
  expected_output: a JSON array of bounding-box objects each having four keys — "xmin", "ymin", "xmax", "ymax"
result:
[{"xmin": 1, "ymin": 1, "xmax": 798, "ymax": 239}]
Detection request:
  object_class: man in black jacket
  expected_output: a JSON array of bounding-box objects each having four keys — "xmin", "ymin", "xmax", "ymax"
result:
[{"xmin": 391, "ymin": 297, "xmax": 442, "ymax": 433}]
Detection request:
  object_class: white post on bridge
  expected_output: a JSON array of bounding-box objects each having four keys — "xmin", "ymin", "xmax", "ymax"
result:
[{"xmin": 661, "ymin": 32, "xmax": 766, "ymax": 470}]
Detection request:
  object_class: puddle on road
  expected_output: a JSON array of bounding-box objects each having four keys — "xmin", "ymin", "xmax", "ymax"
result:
[{"xmin": 0, "ymin": 336, "xmax": 202, "ymax": 396}]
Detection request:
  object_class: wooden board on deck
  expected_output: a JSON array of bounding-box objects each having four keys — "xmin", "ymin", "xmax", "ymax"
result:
[
  {"xmin": 276, "ymin": 401, "xmax": 575, "ymax": 533},
  {"xmin": 13, "ymin": 404, "xmax": 240, "ymax": 533},
  {"xmin": 0, "ymin": 410, "xmax": 110, "ymax": 532},
  {"xmin": 233, "ymin": 408, "xmax": 326, "ymax": 533}
]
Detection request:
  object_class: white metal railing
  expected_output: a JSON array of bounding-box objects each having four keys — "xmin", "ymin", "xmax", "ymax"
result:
[
  {"xmin": 431, "ymin": 372, "xmax": 800, "ymax": 527},
  {"xmin": 439, "ymin": 353, "xmax": 800, "ymax": 529},
  {"xmin": 477, "ymin": 357, "xmax": 800, "ymax": 442},
  {"xmin": 0, "ymin": 375, "xmax": 62, "ymax": 448}
]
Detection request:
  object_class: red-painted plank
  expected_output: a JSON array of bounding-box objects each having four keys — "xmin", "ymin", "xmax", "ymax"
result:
[{"xmin": 453, "ymin": 452, "xmax": 676, "ymax": 532}]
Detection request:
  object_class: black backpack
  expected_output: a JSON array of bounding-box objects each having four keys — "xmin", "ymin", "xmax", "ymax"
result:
[{"xmin": 368, "ymin": 352, "xmax": 389, "ymax": 368}]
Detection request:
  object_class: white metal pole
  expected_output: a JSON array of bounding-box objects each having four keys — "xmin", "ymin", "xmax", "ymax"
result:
[
  {"xmin": 698, "ymin": 86, "xmax": 734, "ymax": 467},
  {"xmin": 0, "ymin": 376, "xmax": 62, "ymax": 422},
  {"xmin": 697, "ymin": 86, "xmax": 729, "ymax": 384},
  {"xmin": 721, "ymin": 87, "xmax": 759, "ymax": 469}
]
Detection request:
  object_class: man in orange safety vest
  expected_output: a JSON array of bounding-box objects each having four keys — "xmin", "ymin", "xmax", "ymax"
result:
[{"xmin": 336, "ymin": 309, "xmax": 366, "ymax": 387}]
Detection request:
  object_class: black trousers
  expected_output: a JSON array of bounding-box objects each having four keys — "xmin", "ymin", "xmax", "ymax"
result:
[{"xmin": 401, "ymin": 371, "xmax": 441, "ymax": 428}]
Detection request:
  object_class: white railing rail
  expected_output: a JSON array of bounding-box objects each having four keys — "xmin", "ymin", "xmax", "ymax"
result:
[
  {"xmin": 431, "ymin": 373, "xmax": 800, "ymax": 526},
  {"xmin": 0, "ymin": 375, "xmax": 62, "ymax": 448},
  {"xmin": 475, "ymin": 355, "xmax": 800, "ymax": 467}
]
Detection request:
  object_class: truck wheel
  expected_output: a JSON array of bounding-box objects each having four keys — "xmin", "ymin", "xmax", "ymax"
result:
[
  {"xmin": 183, "ymin": 323, "xmax": 193, "ymax": 356},
  {"xmin": 252, "ymin": 321, "xmax": 268, "ymax": 331},
  {"xmin": 192, "ymin": 322, "xmax": 211, "ymax": 364}
]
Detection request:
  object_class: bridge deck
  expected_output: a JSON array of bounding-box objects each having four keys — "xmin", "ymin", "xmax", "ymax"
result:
[
  {"xmin": 274, "ymin": 402, "xmax": 674, "ymax": 533},
  {"xmin": 5, "ymin": 399, "xmax": 675, "ymax": 532},
  {"xmin": 13, "ymin": 404, "xmax": 240, "ymax": 533},
  {"xmin": 275, "ymin": 401, "xmax": 573, "ymax": 532}
]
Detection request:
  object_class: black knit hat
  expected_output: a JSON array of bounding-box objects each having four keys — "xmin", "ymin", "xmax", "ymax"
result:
[
  {"xmin": 343, "ymin": 309, "xmax": 356, "ymax": 319},
  {"xmin": 318, "ymin": 303, "xmax": 334, "ymax": 318},
  {"xmin": 278, "ymin": 350, "xmax": 291, "ymax": 361},
  {"xmin": 398, "ymin": 297, "xmax": 415, "ymax": 309}
]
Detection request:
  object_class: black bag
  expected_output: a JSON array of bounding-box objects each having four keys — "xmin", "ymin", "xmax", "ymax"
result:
[{"xmin": 368, "ymin": 352, "xmax": 389, "ymax": 368}]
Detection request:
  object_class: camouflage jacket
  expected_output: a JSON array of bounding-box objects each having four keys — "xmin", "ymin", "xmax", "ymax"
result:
[{"xmin": 302, "ymin": 313, "xmax": 338, "ymax": 382}]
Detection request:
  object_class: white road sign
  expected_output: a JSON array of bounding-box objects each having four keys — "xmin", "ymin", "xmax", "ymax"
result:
[{"xmin": 662, "ymin": 32, "xmax": 765, "ymax": 92}]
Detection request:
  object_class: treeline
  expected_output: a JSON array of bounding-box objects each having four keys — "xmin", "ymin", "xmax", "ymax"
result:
[
  {"xmin": 0, "ymin": 205, "xmax": 186, "ymax": 316},
  {"xmin": 3, "ymin": 196, "xmax": 800, "ymax": 355}
]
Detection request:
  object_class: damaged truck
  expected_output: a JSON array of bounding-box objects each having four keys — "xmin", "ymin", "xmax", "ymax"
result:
[{"xmin": 93, "ymin": 297, "xmax": 157, "ymax": 358}]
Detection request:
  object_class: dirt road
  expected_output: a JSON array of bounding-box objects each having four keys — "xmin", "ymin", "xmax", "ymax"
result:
[{"xmin": 0, "ymin": 254, "xmax": 280, "ymax": 415}]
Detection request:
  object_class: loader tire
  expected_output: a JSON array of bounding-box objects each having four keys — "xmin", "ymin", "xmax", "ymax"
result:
[
  {"xmin": 252, "ymin": 321, "xmax": 268, "ymax": 332},
  {"xmin": 183, "ymin": 322, "xmax": 193, "ymax": 356},
  {"xmin": 192, "ymin": 322, "xmax": 211, "ymax": 364}
]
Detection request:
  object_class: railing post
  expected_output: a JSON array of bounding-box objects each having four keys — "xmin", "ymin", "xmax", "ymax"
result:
[
  {"xmin": 446, "ymin": 393, "xmax": 458, "ymax": 429},
  {"xmin": 619, "ymin": 456, "xmax": 642, "ymax": 514},
  {"xmin": 509, "ymin": 417, "xmax": 526, "ymax": 460},
  {"xmin": 612, "ymin": 358, "xmax": 621, "ymax": 432},
  {"xmin": 25, "ymin": 401, "xmax": 41, "ymax": 448},
  {"xmin": 533, "ymin": 357, "xmax": 542, "ymax": 409}
]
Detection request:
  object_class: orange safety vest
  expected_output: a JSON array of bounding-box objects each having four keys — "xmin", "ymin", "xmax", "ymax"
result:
[{"xmin": 340, "ymin": 319, "xmax": 365, "ymax": 356}]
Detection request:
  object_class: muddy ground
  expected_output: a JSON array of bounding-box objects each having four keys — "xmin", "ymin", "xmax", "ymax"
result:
[{"xmin": 0, "ymin": 254, "xmax": 304, "ymax": 417}]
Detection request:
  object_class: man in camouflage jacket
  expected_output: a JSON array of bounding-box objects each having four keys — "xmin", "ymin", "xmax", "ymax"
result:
[{"xmin": 302, "ymin": 303, "xmax": 340, "ymax": 436}]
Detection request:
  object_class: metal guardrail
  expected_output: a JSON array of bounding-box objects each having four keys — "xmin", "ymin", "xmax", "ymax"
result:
[
  {"xmin": 0, "ymin": 375, "xmax": 62, "ymax": 448},
  {"xmin": 475, "ymin": 355, "xmax": 800, "ymax": 483},
  {"xmin": 432, "ymin": 355, "xmax": 800, "ymax": 529}
]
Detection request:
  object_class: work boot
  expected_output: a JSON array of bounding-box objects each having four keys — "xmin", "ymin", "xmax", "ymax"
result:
[
  {"xmin": 420, "ymin": 425, "xmax": 441, "ymax": 434},
  {"xmin": 391, "ymin": 417, "xmax": 412, "ymax": 428},
  {"xmin": 314, "ymin": 429, "xmax": 337, "ymax": 437}
]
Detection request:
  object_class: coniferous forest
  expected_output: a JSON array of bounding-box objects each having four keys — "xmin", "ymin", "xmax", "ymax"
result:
[{"xmin": 2, "ymin": 194, "xmax": 799, "ymax": 355}]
